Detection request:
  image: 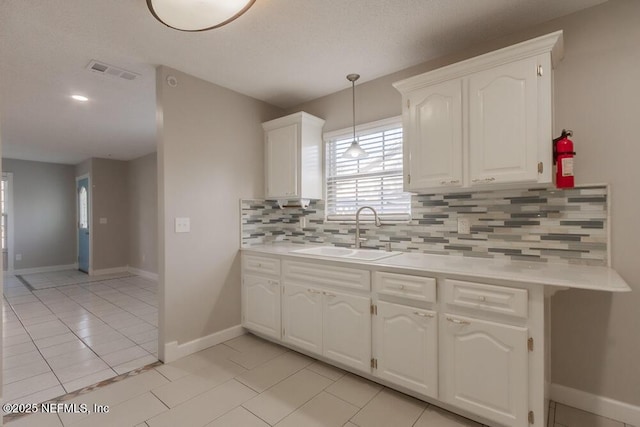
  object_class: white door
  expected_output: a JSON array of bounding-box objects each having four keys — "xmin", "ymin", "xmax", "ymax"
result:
[
  {"xmin": 468, "ymin": 56, "xmax": 539, "ymax": 185},
  {"xmin": 242, "ymin": 274, "xmax": 281, "ymax": 339},
  {"xmin": 375, "ymin": 302, "xmax": 438, "ymax": 398},
  {"xmin": 266, "ymin": 124, "xmax": 298, "ymax": 198},
  {"xmin": 282, "ymin": 282, "xmax": 323, "ymax": 353},
  {"xmin": 322, "ymin": 290, "xmax": 371, "ymax": 372},
  {"xmin": 405, "ymin": 79, "xmax": 463, "ymax": 191},
  {"xmin": 440, "ymin": 314, "xmax": 529, "ymax": 427}
]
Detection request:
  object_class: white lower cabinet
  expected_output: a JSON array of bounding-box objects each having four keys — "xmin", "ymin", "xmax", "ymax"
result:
[
  {"xmin": 242, "ymin": 254, "xmax": 542, "ymax": 427},
  {"xmin": 323, "ymin": 290, "xmax": 371, "ymax": 372},
  {"xmin": 282, "ymin": 283, "xmax": 323, "ymax": 354},
  {"xmin": 241, "ymin": 274, "xmax": 281, "ymax": 340},
  {"xmin": 282, "ymin": 282, "xmax": 371, "ymax": 372},
  {"xmin": 440, "ymin": 313, "xmax": 529, "ymax": 427},
  {"xmin": 374, "ymin": 301, "xmax": 438, "ymax": 398}
]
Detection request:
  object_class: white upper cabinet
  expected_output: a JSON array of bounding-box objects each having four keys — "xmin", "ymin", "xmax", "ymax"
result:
[
  {"xmin": 262, "ymin": 112, "xmax": 325, "ymax": 200},
  {"xmin": 406, "ymin": 79, "xmax": 463, "ymax": 191},
  {"xmin": 394, "ymin": 31, "xmax": 562, "ymax": 193},
  {"xmin": 468, "ymin": 57, "xmax": 539, "ymax": 185},
  {"xmin": 265, "ymin": 123, "xmax": 298, "ymax": 198}
]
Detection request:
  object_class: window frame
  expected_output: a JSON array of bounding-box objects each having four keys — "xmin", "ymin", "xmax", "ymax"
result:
[{"xmin": 323, "ymin": 116, "xmax": 411, "ymax": 223}]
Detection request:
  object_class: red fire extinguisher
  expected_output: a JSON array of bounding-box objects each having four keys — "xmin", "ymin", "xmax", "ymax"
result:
[{"xmin": 553, "ymin": 129, "xmax": 576, "ymax": 188}]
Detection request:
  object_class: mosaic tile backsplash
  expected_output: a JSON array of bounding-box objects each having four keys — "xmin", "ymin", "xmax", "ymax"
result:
[{"xmin": 241, "ymin": 185, "xmax": 608, "ymax": 266}]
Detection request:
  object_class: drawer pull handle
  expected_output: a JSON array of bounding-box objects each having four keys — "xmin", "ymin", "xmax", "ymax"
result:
[
  {"xmin": 413, "ymin": 312, "xmax": 434, "ymax": 318},
  {"xmin": 472, "ymin": 177, "xmax": 496, "ymax": 183},
  {"xmin": 439, "ymin": 179, "xmax": 460, "ymax": 185},
  {"xmin": 480, "ymin": 296, "xmax": 487, "ymax": 302},
  {"xmin": 395, "ymin": 285, "xmax": 406, "ymax": 290},
  {"xmin": 307, "ymin": 289, "xmax": 321, "ymax": 294},
  {"xmin": 446, "ymin": 317, "xmax": 471, "ymax": 325},
  {"xmin": 257, "ymin": 263, "xmax": 262, "ymax": 268},
  {"xmin": 323, "ymin": 292, "xmax": 336, "ymax": 297}
]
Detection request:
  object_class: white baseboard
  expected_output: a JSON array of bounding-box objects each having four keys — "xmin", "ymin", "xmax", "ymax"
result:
[
  {"xmin": 91, "ymin": 266, "xmax": 129, "ymax": 276},
  {"xmin": 162, "ymin": 325, "xmax": 245, "ymax": 363},
  {"xmin": 13, "ymin": 263, "xmax": 78, "ymax": 275},
  {"xmin": 550, "ymin": 383, "xmax": 640, "ymax": 426},
  {"xmin": 127, "ymin": 267, "xmax": 159, "ymax": 281}
]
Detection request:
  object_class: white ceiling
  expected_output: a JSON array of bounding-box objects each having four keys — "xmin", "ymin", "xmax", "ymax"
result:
[{"xmin": 0, "ymin": 0, "xmax": 607, "ymax": 165}]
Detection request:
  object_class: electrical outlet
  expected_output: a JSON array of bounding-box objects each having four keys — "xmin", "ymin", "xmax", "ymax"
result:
[
  {"xmin": 15, "ymin": 253, "xmax": 22, "ymax": 261},
  {"xmin": 457, "ymin": 217, "xmax": 471, "ymax": 235},
  {"xmin": 175, "ymin": 217, "xmax": 190, "ymax": 233},
  {"xmin": 99, "ymin": 217, "xmax": 108, "ymax": 224}
]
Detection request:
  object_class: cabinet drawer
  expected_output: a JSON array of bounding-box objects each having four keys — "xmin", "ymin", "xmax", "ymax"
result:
[
  {"xmin": 242, "ymin": 255, "xmax": 281, "ymax": 276},
  {"xmin": 283, "ymin": 260, "xmax": 370, "ymax": 291},
  {"xmin": 443, "ymin": 279, "xmax": 528, "ymax": 318},
  {"xmin": 375, "ymin": 272, "xmax": 436, "ymax": 303}
]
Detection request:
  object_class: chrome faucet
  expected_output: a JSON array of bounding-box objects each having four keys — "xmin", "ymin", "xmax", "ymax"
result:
[{"xmin": 355, "ymin": 206, "xmax": 382, "ymax": 248}]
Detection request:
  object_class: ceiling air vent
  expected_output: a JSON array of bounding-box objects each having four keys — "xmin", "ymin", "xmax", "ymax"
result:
[{"xmin": 86, "ymin": 60, "xmax": 140, "ymax": 81}]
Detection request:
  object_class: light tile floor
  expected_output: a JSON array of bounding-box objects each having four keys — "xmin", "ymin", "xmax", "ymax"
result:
[
  {"xmin": 4, "ymin": 333, "xmax": 634, "ymax": 427},
  {"xmin": 3, "ymin": 273, "xmax": 158, "ymax": 406}
]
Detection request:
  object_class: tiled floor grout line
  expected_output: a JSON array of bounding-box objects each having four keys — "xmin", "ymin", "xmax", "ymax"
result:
[
  {"xmin": 16, "ymin": 272, "xmax": 134, "ymax": 291},
  {"xmin": 344, "ymin": 387, "xmax": 383, "ymax": 425},
  {"xmin": 240, "ymin": 399, "xmax": 277, "ymax": 426},
  {"xmin": 26, "ymin": 286, "xmax": 126, "ymax": 392},
  {"xmin": 2, "ymin": 296, "xmax": 69, "ymax": 392},
  {"xmin": 410, "ymin": 406, "xmax": 429, "ymax": 427},
  {"xmin": 60, "ymin": 278, "xmax": 157, "ymax": 329},
  {"xmin": 3, "ymin": 273, "xmax": 159, "ymax": 406},
  {"xmin": 24, "ymin": 285, "xmax": 152, "ymax": 392}
]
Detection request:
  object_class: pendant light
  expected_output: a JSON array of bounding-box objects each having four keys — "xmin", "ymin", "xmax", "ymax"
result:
[
  {"xmin": 342, "ymin": 74, "xmax": 368, "ymax": 159},
  {"xmin": 147, "ymin": 0, "xmax": 256, "ymax": 32}
]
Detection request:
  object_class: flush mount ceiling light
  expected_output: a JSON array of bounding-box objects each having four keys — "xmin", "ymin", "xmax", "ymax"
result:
[
  {"xmin": 147, "ymin": 0, "xmax": 256, "ymax": 32},
  {"xmin": 71, "ymin": 95, "xmax": 89, "ymax": 102},
  {"xmin": 342, "ymin": 74, "xmax": 368, "ymax": 159}
]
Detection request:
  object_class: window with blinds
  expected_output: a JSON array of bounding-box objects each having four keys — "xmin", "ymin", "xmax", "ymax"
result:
[{"xmin": 325, "ymin": 117, "xmax": 411, "ymax": 222}]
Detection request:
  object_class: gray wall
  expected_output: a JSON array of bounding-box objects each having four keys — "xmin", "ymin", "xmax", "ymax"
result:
[
  {"xmin": 91, "ymin": 158, "xmax": 129, "ymax": 271},
  {"xmin": 128, "ymin": 152, "xmax": 158, "ymax": 274},
  {"xmin": 290, "ymin": 0, "xmax": 640, "ymax": 406},
  {"xmin": 156, "ymin": 65, "xmax": 283, "ymax": 352},
  {"xmin": 2, "ymin": 158, "xmax": 76, "ymax": 270}
]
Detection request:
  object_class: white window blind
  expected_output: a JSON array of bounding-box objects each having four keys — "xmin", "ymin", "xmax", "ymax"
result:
[{"xmin": 325, "ymin": 118, "xmax": 411, "ymax": 222}]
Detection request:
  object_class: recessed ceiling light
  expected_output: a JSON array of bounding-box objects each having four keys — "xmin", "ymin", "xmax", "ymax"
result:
[{"xmin": 71, "ymin": 95, "xmax": 89, "ymax": 102}]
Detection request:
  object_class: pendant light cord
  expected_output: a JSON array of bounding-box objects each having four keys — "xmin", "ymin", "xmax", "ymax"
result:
[{"xmin": 352, "ymin": 78, "xmax": 356, "ymax": 143}]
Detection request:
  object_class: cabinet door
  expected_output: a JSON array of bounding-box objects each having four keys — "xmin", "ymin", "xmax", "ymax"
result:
[
  {"xmin": 322, "ymin": 290, "xmax": 371, "ymax": 372},
  {"xmin": 242, "ymin": 274, "xmax": 281, "ymax": 339},
  {"xmin": 405, "ymin": 79, "xmax": 462, "ymax": 191},
  {"xmin": 440, "ymin": 314, "xmax": 528, "ymax": 427},
  {"xmin": 469, "ymin": 57, "xmax": 539, "ymax": 185},
  {"xmin": 375, "ymin": 302, "xmax": 438, "ymax": 398},
  {"xmin": 282, "ymin": 282, "xmax": 323, "ymax": 354},
  {"xmin": 266, "ymin": 124, "xmax": 298, "ymax": 198}
]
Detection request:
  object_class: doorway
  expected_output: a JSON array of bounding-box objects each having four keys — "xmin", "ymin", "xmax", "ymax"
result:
[
  {"xmin": 77, "ymin": 175, "xmax": 90, "ymax": 273},
  {"xmin": 2, "ymin": 172, "xmax": 14, "ymax": 272}
]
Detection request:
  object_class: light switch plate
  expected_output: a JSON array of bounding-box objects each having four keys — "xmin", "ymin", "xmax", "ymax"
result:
[
  {"xmin": 175, "ymin": 217, "xmax": 190, "ymax": 233},
  {"xmin": 99, "ymin": 217, "xmax": 108, "ymax": 224}
]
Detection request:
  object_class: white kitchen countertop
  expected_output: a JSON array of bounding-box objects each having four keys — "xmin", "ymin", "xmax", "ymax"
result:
[{"xmin": 241, "ymin": 243, "xmax": 631, "ymax": 293}]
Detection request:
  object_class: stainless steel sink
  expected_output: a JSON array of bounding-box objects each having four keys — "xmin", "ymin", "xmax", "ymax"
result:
[{"xmin": 291, "ymin": 246, "xmax": 401, "ymax": 261}]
